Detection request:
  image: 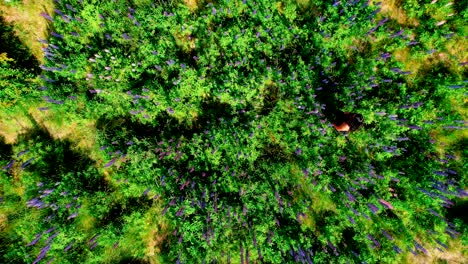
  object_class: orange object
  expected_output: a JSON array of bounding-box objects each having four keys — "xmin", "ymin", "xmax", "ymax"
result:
[
  {"xmin": 332, "ymin": 111, "xmax": 363, "ymax": 132},
  {"xmin": 333, "ymin": 122, "xmax": 351, "ymax": 132}
]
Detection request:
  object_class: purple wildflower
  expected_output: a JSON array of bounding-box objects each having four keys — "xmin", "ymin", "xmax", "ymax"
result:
[
  {"xmin": 64, "ymin": 241, "xmax": 74, "ymax": 252},
  {"xmin": 381, "ymin": 229, "xmax": 394, "ymax": 240},
  {"xmin": 54, "ymin": 9, "xmax": 64, "ymax": 16},
  {"xmin": 104, "ymin": 158, "xmax": 116, "ymax": 168},
  {"xmin": 2, "ymin": 160, "xmax": 15, "ymax": 171},
  {"xmin": 27, "ymin": 232, "xmax": 43, "ymax": 246},
  {"xmin": 176, "ymin": 207, "xmax": 185, "ymax": 217},
  {"xmin": 368, "ymin": 203, "xmax": 379, "ymax": 215},
  {"xmin": 435, "ymin": 239, "xmax": 448, "ymax": 249},
  {"xmin": 345, "ymin": 191, "xmax": 356, "ymax": 202},
  {"xmin": 65, "ymin": 4, "xmax": 77, "ymax": 12},
  {"xmin": 90, "ymin": 242, "xmax": 98, "ymax": 250},
  {"xmin": 367, "ymin": 234, "xmax": 381, "ymax": 248},
  {"xmin": 390, "ymin": 29, "xmax": 404, "ymax": 38},
  {"xmin": 45, "ymin": 232, "xmax": 59, "ymax": 244},
  {"xmin": 414, "ymin": 241, "xmax": 428, "ymax": 254},
  {"xmin": 393, "ymin": 245, "xmax": 402, "ymax": 254},
  {"xmin": 378, "ymin": 199, "xmax": 394, "ymax": 210},
  {"xmin": 21, "ymin": 158, "xmax": 35, "ymax": 169},
  {"xmin": 48, "ymin": 44, "xmax": 59, "ymax": 50},
  {"xmin": 295, "ymin": 148, "xmax": 302, "ymax": 155},
  {"xmin": 67, "ymin": 212, "xmax": 78, "ymax": 220},
  {"xmin": 40, "ymin": 12, "xmax": 54, "ymax": 22},
  {"xmin": 51, "ymin": 32, "xmax": 64, "ymax": 39},
  {"xmin": 88, "ymin": 234, "xmax": 100, "ymax": 246}
]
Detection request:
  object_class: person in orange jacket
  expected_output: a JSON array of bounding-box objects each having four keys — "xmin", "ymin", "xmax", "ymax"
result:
[{"xmin": 332, "ymin": 111, "xmax": 364, "ymax": 132}]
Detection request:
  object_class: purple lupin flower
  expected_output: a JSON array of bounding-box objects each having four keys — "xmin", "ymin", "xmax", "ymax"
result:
[
  {"xmin": 45, "ymin": 226, "xmax": 57, "ymax": 234},
  {"xmin": 2, "ymin": 160, "xmax": 15, "ymax": 171},
  {"xmin": 65, "ymin": 4, "xmax": 77, "ymax": 12},
  {"xmin": 104, "ymin": 158, "xmax": 116, "ymax": 168},
  {"xmin": 240, "ymin": 244, "xmax": 244, "ymax": 264},
  {"xmin": 90, "ymin": 242, "xmax": 98, "ymax": 250},
  {"xmin": 40, "ymin": 12, "xmax": 54, "ymax": 22},
  {"xmin": 176, "ymin": 207, "xmax": 185, "ymax": 217},
  {"xmin": 67, "ymin": 212, "xmax": 78, "ymax": 220},
  {"xmin": 407, "ymin": 41, "xmax": 419, "ymax": 46},
  {"xmin": 367, "ymin": 234, "xmax": 381, "ymax": 248},
  {"xmin": 32, "ymin": 251, "xmax": 46, "ymax": 264},
  {"xmin": 295, "ymin": 148, "xmax": 302, "ymax": 155},
  {"xmin": 166, "ymin": 59, "xmax": 175, "ymax": 66},
  {"xmin": 393, "ymin": 245, "xmax": 402, "ymax": 254},
  {"xmin": 435, "ymin": 239, "xmax": 448, "ymax": 249},
  {"xmin": 328, "ymin": 240, "xmax": 339, "ymax": 256},
  {"xmin": 345, "ymin": 191, "xmax": 356, "ymax": 203},
  {"xmin": 88, "ymin": 234, "xmax": 100, "ymax": 246},
  {"xmin": 64, "ymin": 241, "xmax": 74, "ymax": 252},
  {"xmin": 45, "ymin": 232, "xmax": 59, "ymax": 244},
  {"xmin": 51, "ymin": 32, "xmax": 64, "ymax": 39},
  {"xmin": 378, "ymin": 199, "xmax": 394, "ymax": 210},
  {"xmin": 21, "ymin": 158, "xmax": 35, "ymax": 169},
  {"xmin": 27, "ymin": 232, "xmax": 43, "ymax": 246},
  {"xmin": 381, "ymin": 229, "xmax": 394, "ymax": 240},
  {"xmin": 368, "ymin": 203, "xmax": 379, "ymax": 215},
  {"xmin": 54, "ymin": 9, "xmax": 64, "ymax": 16},
  {"xmin": 414, "ymin": 241, "xmax": 428, "ymax": 254}
]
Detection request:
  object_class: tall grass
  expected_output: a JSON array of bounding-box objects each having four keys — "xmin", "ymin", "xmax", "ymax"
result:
[{"xmin": 0, "ymin": 0, "xmax": 55, "ymax": 63}]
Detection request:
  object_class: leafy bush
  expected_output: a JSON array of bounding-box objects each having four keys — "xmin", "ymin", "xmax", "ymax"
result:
[{"xmin": 1, "ymin": 0, "xmax": 466, "ymax": 263}]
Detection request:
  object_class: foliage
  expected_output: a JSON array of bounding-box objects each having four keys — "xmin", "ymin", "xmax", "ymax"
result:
[{"xmin": 0, "ymin": 0, "xmax": 467, "ymax": 263}]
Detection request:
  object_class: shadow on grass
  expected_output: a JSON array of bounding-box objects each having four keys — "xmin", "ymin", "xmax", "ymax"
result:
[
  {"xmin": 15, "ymin": 120, "xmax": 108, "ymax": 193},
  {"xmin": 0, "ymin": 15, "xmax": 40, "ymax": 74},
  {"xmin": 0, "ymin": 135, "xmax": 13, "ymax": 160},
  {"xmin": 95, "ymin": 96, "xmax": 243, "ymax": 143}
]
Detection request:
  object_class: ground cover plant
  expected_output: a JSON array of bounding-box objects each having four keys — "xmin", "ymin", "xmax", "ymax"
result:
[{"xmin": 0, "ymin": 0, "xmax": 467, "ymax": 263}]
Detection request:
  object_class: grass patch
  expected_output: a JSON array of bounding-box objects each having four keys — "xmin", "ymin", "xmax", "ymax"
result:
[
  {"xmin": 371, "ymin": 0, "xmax": 419, "ymax": 27},
  {"xmin": 0, "ymin": 100, "xmax": 101, "ymax": 162},
  {"xmin": 403, "ymin": 239, "xmax": 468, "ymax": 264},
  {"xmin": 0, "ymin": 0, "xmax": 55, "ymax": 63},
  {"xmin": 183, "ymin": 0, "xmax": 198, "ymax": 12}
]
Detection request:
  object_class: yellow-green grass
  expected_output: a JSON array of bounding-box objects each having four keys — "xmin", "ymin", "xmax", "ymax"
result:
[
  {"xmin": 0, "ymin": 101, "xmax": 102, "ymax": 162},
  {"xmin": 403, "ymin": 239, "xmax": 468, "ymax": 264},
  {"xmin": 0, "ymin": 0, "xmax": 55, "ymax": 63},
  {"xmin": 426, "ymin": 92, "xmax": 467, "ymax": 158},
  {"xmin": 183, "ymin": 0, "xmax": 198, "ymax": 12},
  {"xmin": 370, "ymin": 0, "xmax": 419, "ymax": 27},
  {"xmin": 289, "ymin": 163, "xmax": 338, "ymax": 235},
  {"xmin": 391, "ymin": 39, "xmax": 467, "ymax": 85},
  {"xmin": 99, "ymin": 205, "xmax": 168, "ymax": 264},
  {"xmin": 423, "ymin": 0, "xmax": 457, "ymax": 22}
]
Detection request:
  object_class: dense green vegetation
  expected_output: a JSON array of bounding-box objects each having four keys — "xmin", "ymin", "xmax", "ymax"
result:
[{"xmin": 1, "ymin": 0, "xmax": 466, "ymax": 263}]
